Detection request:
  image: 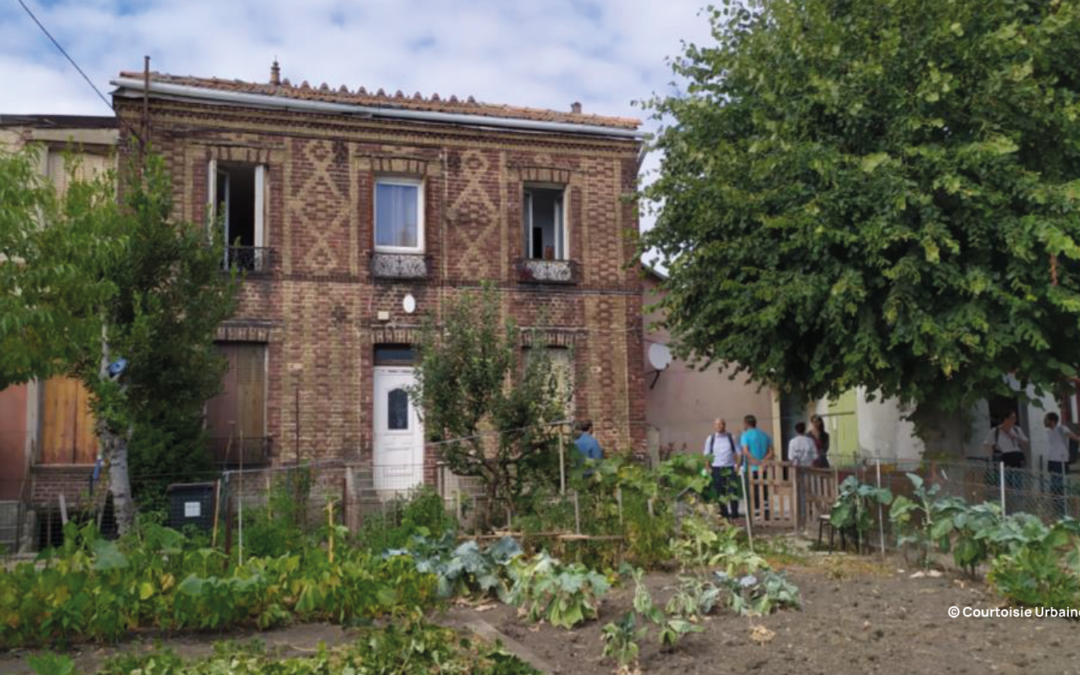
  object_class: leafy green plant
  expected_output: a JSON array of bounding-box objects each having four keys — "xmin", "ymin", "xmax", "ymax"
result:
[
  {"xmin": 27, "ymin": 653, "xmax": 75, "ymax": 675},
  {"xmin": 829, "ymin": 476, "xmax": 892, "ymax": 550},
  {"xmin": 387, "ymin": 533, "xmax": 522, "ymax": 599},
  {"xmin": 627, "ymin": 568, "xmax": 702, "ymax": 651},
  {"xmin": 664, "ymin": 575, "xmax": 723, "ymax": 620},
  {"xmin": 357, "ymin": 486, "xmax": 456, "ymax": 554},
  {"xmin": 671, "ymin": 514, "xmax": 766, "ymax": 574},
  {"xmin": 889, "ymin": 473, "xmax": 967, "ymax": 565},
  {"xmin": 0, "ymin": 522, "xmax": 438, "ymax": 647},
  {"xmin": 602, "ymin": 612, "xmax": 645, "ymax": 675},
  {"xmin": 714, "ymin": 570, "xmax": 801, "ymax": 616},
  {"xmin": 988, "ymin": 518, "xmax": 1080, "ymax": 609},
  {"xmin": 507, "ymin": 552, "xmax": 610, "ymax": 629}
]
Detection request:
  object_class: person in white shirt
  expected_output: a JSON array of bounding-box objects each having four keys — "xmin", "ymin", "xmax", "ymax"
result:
[
  {"xmin": 982, "ymin": 410, "xmax": 1028, "ymax": 467},
  {"xmin": 1044, "ymin": 412, "xmax": 1079, "ymax": 515},
  {"xmin": 703, "ymin": 418, "xmax": 740, "ymax": 519},
  {"xmin": 788, "ymin": 422, "xmax": 817, "ymax": 467}
]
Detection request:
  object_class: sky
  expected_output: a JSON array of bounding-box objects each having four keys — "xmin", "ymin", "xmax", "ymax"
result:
[{"xmin": 0, "ymin": 0, "xmax": 717, "ymax": 238}]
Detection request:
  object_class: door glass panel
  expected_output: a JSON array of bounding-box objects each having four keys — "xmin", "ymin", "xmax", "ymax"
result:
[{"xmin": 388, "ymin": 388, "xmax": 409, "ymax": 430}]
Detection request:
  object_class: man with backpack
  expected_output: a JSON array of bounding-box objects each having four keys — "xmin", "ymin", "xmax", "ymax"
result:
[{"xmin": 703, "ymin": 418, "xmax": 741, "ymax": 519}]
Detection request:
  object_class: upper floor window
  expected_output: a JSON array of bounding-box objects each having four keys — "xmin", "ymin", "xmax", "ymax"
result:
[
  {"xmin": 209, "ymin": 161, "xmax": 268, "ymax": 271},
  {"xmin": 375, "ymin": 178, "xmax": 424, "ymax": 253},
  {"xmin": 524, "ymin": 187, "xmax": 566, "ymax": 261}
]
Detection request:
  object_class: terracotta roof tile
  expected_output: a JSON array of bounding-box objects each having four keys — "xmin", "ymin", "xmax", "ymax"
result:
[{"xmin": 118, "ymin": 71, "xmax": 641, "ymax": 131}]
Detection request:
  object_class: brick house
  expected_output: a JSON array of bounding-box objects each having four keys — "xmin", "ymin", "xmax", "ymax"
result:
[{"xmin": 107, "ymin": 65, "xmax": 646, "ymax": 494}]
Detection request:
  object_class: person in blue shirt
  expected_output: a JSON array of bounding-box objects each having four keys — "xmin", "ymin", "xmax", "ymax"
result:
[
  {"xmin": 740, "ymin": 414, "xmax": 774, "ymax": 518},
  {"xmin": 574, "ymin": 419, "xmax": 603, "ymax": 464}
]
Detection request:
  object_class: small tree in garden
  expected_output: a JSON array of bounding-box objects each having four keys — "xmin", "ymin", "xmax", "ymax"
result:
[
  {"xmin": 73, "ymin": 151, "xmax": 237, "ymax": 529},
  {"xmin": 411, "ymin": 285, "xmax": 571, "ymax": 513},
  {"xmin": 642, "ymin": 0, "xmax": 1080, "ymax": 452}
]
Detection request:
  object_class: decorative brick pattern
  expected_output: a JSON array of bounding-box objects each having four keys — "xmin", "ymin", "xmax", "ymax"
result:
[{"xmin": 110, "ymin": 86, "xmax": 646, "ymax": 475}]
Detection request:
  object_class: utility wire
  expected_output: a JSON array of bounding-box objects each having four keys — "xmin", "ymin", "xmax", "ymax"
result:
[{"xmin": 16, "ymin": 0, "xmax": 114, "ymax": 113}]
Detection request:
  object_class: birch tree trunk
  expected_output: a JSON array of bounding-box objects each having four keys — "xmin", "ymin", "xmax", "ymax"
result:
[{"xmin": 97, "ymin": 325, "xmax": 136, "ymax": 534}]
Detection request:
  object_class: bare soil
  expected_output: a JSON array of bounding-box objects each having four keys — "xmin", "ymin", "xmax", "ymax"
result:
[
  {"xmin": 440, "ymin": 553, "xmax": 1080, "ymax": 675},
  {"xmin": 4, "ymin": 550, "xmax": 1079, "ymax": 675}
]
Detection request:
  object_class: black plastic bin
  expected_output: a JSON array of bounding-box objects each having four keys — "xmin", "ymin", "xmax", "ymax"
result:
[{"xmin": 166, "ymin": 482, "xmax": 216, "ymax": 533}]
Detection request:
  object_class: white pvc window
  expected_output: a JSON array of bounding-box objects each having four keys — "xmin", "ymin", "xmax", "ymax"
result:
[
  {"xmin": 375, "ymin": 178, "xmax": 424, "ymax": 253},
  {"xmin": 524, "ymin": 187, "xmax": 566, "ymax": 260}
]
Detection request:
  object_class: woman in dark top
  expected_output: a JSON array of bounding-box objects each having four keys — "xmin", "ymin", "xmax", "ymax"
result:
[{"xmin": 809, "ymin": 414, "xmax": 830, "ymax": 468}]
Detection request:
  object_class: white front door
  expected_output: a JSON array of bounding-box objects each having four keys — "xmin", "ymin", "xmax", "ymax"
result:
[{"xmin": 373, "ymin": 367, "xmax": 424, "ymax": 493}]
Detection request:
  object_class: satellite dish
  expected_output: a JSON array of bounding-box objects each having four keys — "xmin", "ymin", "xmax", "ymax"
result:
[
  {"xmin": 403, "ymin": 294, "xmax": 417, "ymax": 314},
  {"xmin": 648, "ymin": 343, "xmax": 672, "ymax": 371}
]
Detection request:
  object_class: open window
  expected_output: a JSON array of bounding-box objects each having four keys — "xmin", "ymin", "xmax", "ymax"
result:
[
  {"xmin": 208, "ymin": 161, "xmax": 266, "ymax": 271},
  {"xmin": 524, "ymin": 187, "xmax": 566, "ymax": 261},
  {"xmin": 375, "ymin": 178, "xmax": 424, "ymax": 253}
]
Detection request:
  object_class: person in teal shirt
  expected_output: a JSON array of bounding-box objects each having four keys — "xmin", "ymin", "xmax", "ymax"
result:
[{"xmin": 740, "ymin": 414, "xmax": 774, "ymax": 519}]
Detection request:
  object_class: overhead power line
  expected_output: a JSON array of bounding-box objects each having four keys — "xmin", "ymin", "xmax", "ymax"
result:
[{"xmin": 16, "ymin": 0, "xmax": 115, "ymax": 113}]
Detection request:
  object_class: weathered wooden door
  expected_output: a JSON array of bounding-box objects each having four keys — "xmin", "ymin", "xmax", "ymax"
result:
[
  {"xmin": 205, "ymin": 344, "xmax": 266, "ymax": 464},
  {"xmin": 40, "ymin": 377, "xmax": 97, "ymax": 465}
]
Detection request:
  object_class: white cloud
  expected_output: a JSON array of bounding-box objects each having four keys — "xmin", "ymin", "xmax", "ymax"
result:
[{"xmin": 0, "ymin": 0, "xmax": 717, "ymax": 232}]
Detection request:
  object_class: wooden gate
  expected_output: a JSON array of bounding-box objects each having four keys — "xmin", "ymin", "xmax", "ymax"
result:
[
  {"xmin": 40, "ymin": 376, "xmax": 97, "ymax": 465},
  {"xmin": 746, "ymin": 461, "xmax": 796, "ymax": 527}
]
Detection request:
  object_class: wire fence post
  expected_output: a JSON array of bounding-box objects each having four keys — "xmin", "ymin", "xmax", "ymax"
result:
[
  {"xmin": 1000, "ymin": 461, "xmax": 1007, "ymax": 517},
  {"xmin": 558, "ymin": 429, "xmax": 566, "ymax": 496},
  {"xmin": 616, "ymin": 487, "xmax": 623, "ymax": 526},
  {"xmin": 740, "ymin": 466, "xmax": 754, "ymax": 552},
  {"xmin": 876, "ymin": 458, "xmax": 885, "ymax": 557}
]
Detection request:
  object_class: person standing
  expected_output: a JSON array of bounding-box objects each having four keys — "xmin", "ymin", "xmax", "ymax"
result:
[
  {"xmin": 809, "ymin": 414, "xmax": 831, "ymax": 468},
  {"xmin": 574, "ymin": 419, "xmax": 603, "ymax": 470},
  {"xmin": 983, "ymin": 410, "xmax": 1029, "ymax": 505},
  {"xmin": 703, "ymin": 418, "xmax": 741, "ymax": 519},
  {"xmin": 788, "ymin": 422, "xmax": 817, "ymax": 467},
  {"xmin": 740, "ymin": 415, "xmax": 774, "ymax": 519},
  {"xmin": 1044, "ymin": 412, "xmax": 1078, "ymax": 517}
]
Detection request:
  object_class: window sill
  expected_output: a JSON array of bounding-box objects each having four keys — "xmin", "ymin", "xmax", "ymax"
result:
[
  {"xmin": 370, "ymin": 252, "xmax": 430, "ymax": 280},
  {"xmin": 514, "ymin": 258, "xmax": 579, "ymax": 285},
  {"xmin": 222, "ymin": 247, "xmax": 277, "ymax": 275}
]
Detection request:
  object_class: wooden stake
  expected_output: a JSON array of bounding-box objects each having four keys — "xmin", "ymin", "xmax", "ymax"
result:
[{"xmin": 211, "ymin": 479, "xmax": 221, "ymax": 548}]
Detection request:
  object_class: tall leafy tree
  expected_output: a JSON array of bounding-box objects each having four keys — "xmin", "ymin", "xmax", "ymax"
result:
[
  {"xmin": 411, "ymin": 286, "xmax": 571, "ymax": 513},
  {"xmin": 642, "ymin": 0, "xmax": 1080, "ymax": 449},
  {"xmin": 76, "ymin": 152, "xmax": 238, "ymax": 529},
  {"xmin": 0, "ymin": 147, "xmax": 122, "ymax": 389}
]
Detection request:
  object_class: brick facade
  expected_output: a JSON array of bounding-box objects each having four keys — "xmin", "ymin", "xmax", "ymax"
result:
[{"xmin": 113, "ymin": 78, "xmax": 645, "ymax": 473}]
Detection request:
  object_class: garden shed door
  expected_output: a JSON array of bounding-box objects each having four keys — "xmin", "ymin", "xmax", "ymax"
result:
[{"xmin": 373, "ymin": 367, "xmax": 424, "ymax": 494}]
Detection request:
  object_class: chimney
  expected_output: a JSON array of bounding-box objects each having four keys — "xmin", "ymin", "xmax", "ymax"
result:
[
  {"xmin": 570, "ymin": 101, "xmax": 582, "ymax": 114},
  {"xmin": 270, "ymin": 60, "xmax": 281, "ymax": 86}
]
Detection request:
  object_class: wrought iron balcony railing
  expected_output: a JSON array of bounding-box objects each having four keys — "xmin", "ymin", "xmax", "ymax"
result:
[
  {"xmin": 223, "ymin": 246, "xmax": 276, "ymax": 274},
  {"xmin": 514, "ymin": 258, "xmax": 579, "ymax": 285},
  {"xmin": 370, "ymin": 252, "xmax": 430, "ymax": 280}
]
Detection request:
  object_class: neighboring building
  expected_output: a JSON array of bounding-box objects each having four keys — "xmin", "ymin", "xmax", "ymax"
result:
[
  {"xmin": 0, "ymin": 115, "xmax": 117, "ymax": 548},
  {"xmin": 106, "ymin": 65, "xmax": 646, "ymax": 495},
  {"xmin": 642, "ymin": 267, "xmax": 774, "ymax": 456}
]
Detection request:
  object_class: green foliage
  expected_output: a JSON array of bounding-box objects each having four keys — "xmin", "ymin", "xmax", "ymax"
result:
[
  {"xmin": 0, "ymin": 522, "xmax": 436, "ymax": 647},
  {"xmin": 27, "ymin": 653, "xmax": 75, "ymax": 675},
  {"xmin": 829, "ymin": 476, "xmax": 893, "ymax": 547},
  {"xmin": 411, "ymin": 285, "xmax": 571, "ymax": 512},
  {"xmin": 664, "ymin": 575, "xmax": 723, "ymax": 620},
  {"xmin": 889, "ymin": 473, "xmax": 968, "ymax": 565},
  {"xmin": 670, "ymin": 514, "xmax": 766, "ymax": 574},
  {"xmin": 988, "ymin": 518, "xmax": 1080, "ymax": 609},
  {"xmin": 642, "ymin": 0, "xmax": 1080, "ymax": 415},
  {"xmin": 34, "ymin": 621, "xmax": 540, "ymax": 675},
  {"xmin": 601, "ymin": 612, "xmax": 645, "ymax": 675},
  {"xmin": 0, "ymin": 146, "xmax": 124, "ymax": 390},
  {"xmin": 81, "ymin": 152, "xmax": 238, "ymax": 518},
  {"xmin": 506, "ymin": 552, "xmax": 610, "ymax": 629},
  {"xmin": 356, "ymin": 486, "xmax": 457, "ymax": 554},
  {"xmin": 627, "ymin": 568, "xmax": 702, "ymax": 652},
  {"xmin": 713, "ymin": 570, "xmax": 802, "ymax": 617},
  {"xmin": 387, "ymin": 532, "xmax": 522, "ymax": 600},
  {"xmin": 241, "ymin": 467, "xmax": 314, "ymax": 558}
]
